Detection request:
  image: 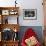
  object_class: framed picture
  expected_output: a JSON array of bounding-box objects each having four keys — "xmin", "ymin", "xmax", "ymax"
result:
[
  {"xmin": 23, "ymin": 9, "xmax": 37, "ymax": 20},
  {"xmin": 9, "ymin": 10, "xmax": 18, "ymax": 15},
  {"xmin": 0, "ymin": 32, "xmax": 1, "ymax": 41},
  {"xmin": 2, "ymin": 10, "xmax": 9, "ymax": 15},
  {"xmin": 0, "ymin": 15, "xmax": 1, "ymax": 24}
]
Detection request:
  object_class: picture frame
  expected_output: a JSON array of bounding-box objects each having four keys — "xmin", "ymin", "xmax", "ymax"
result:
[
  {"xmin": 0, "ymin": 15, "xmax": 1, "ymax": 24},
  {"xmin": 0, "ymin": 32, "xmax": 1, "ymax": 41},
  {"xmin": 2, "ymin": 10, "xmax": 9, "ymax": 15},
  {"xmin": 9, "ymin": 10, "xmax": 18, "ymax": 15},
  {"xmin": 23, "ymin": 9, "xmax": 37, "ymax": 20}
]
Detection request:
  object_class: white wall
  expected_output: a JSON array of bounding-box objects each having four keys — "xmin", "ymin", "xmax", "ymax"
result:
[
  {"xmin": 18, "ymin": 0, "xmax": 44, "ymax": 26},
  {"xmin": 0, "ymin": 0, "xmax": 44, "ymax": 26},
  {"xmin": 0, "ymin": 0, "xmax": 15, "ymax": 7}
]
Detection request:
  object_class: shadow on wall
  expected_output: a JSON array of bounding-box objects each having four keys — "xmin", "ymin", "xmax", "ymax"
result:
[{"xmin": 18, "ymin": 26, "xmax": 43, "ymax": 44}]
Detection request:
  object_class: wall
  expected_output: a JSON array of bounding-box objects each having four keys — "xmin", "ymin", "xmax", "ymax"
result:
[
  {"xmin": 0, "ymin": 0, "xmax": 44, "ymax": 26},
  {"xmin": 0, "ymin": 0, "xmax": 15, "ymax": 7},
  {"xmin": 18, "ymin": 0, "xmax": 44, "ymax": 26}
]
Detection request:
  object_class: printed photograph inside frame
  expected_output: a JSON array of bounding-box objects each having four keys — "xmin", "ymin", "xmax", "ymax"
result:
[{"xmin": 23, "ymin": 9, "xmax": 37, "ymax": 20}]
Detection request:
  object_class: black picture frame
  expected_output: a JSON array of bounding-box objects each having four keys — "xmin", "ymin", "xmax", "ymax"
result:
[{"xmin": 23, "ymin": 9, "xmax": 37, "ymax": 20}]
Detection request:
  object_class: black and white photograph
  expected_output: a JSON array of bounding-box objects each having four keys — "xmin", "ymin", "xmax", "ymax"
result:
[{"xmin": 23, "ymin": 9, "xmax": 37, "ymax": 20}]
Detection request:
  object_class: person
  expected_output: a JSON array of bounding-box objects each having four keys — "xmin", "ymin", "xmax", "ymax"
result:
[{"xmin": 21, "ymin": 28, "xmax": 41, "ymax": 46}]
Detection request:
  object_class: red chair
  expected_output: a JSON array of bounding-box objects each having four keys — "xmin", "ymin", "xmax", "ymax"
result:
[{"xmin": 21, "ymin": 28, "xmax": 41, "ymax": 46}]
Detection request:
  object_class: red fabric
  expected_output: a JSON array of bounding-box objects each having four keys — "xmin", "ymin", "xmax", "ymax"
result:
[{"xmin": 21, "ymin": 28, "xmax": 41, "ymax": 46}]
